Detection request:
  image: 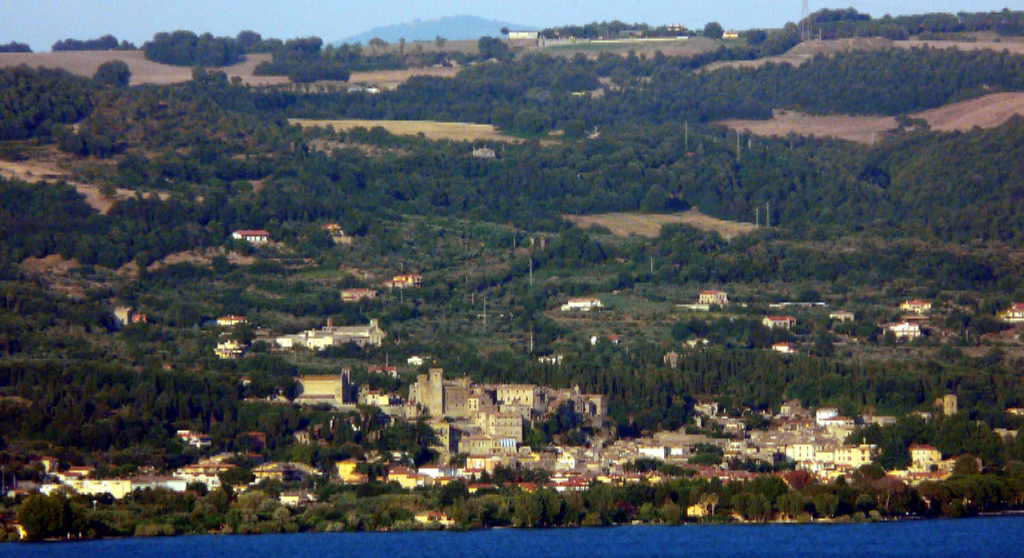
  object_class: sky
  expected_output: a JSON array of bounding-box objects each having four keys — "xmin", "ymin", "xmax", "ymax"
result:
[{"xmin": 2, "ymin": 0, "xmax": 1016, "ymax": 51}]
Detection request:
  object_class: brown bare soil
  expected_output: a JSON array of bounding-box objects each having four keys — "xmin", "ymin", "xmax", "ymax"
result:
[
  {"xmin": 564, "ymin": 209, "xmax": 757, "ymax": 240},
  {"xmin": 0, "ymin": 154, "xmax": 167, "ymax": 213},
  {"xmin": 147, "ymin": 248, "xmax": 257, "ymax": 271},
  {"xmin": 703, "ymin": 38, "xmax": 896, "ymax": 72},
  {"xmin": 20, "ymin": 254, "xmax": 80, "ymax": 274},
  {"xmin": 0, "ymin": 50, "xmax": 461, "ymax": 88},
  {"xmin": 0, "ymin": 50, "xmax": 288, "ymax": 86},
  {"xmin": 542, "ymin": 36, "xmax": 723, "ymax": 59},
  {"xmin": 894, "ymin": 39, "xmax": 1024, "ymax": 56},
  {"xmin": 702, "ymin": 37, "xmax": 1024, "ymax": 73},
  {"xmin": 717, "ymin": 92, "xmax": 1024, "ymax": 145},
  {"xmin": 348, "ymin": 66, "xmax": 459, "ymax": 89},
  {"xmin": 290, "ymin": 118, "xmax": 523, "ymax": 143}
]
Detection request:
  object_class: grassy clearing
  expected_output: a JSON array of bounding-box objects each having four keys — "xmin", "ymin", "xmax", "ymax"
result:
[
  {"xmin": 565, "ymin": 209, "xmax": 758, "ymax": 240},
  {"xmin": 290, "ymin": 118, "xmax": 523, "ymax": 143}
]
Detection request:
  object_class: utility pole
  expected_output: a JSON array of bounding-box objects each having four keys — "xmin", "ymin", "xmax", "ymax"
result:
[
  {"xmin": 755, "ymin": 207, "xmax": 759, "ymax": 227},
  {"xmin": 684, "ymin": 121, "xmax": 689, "ymax": 151},
  {"xmin": 766, "ymin": 202, "xmax": 771, "ymax": 227},
  {"xmin": 529, "ymin": 257, "xmax": 534, "ymax": 288},
  {"xmin": 529, "ymin": 328, "xmax": 535, "ymax": 354},
  {"xmin": 650, "ymin": 256, "xmax": 654, "ymax": 274},
  {"xmin": 483, "ymin": 296, "xmax": 487, "ymax": 328}
]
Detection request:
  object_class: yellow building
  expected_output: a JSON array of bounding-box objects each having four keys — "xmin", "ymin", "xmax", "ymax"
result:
[
  {"xmin": 336, "ymin": 459, "xmax": 368, "ymax": 484},
  {"xmin": 834, "ymin": 444, "xmax": 877, "ymax": 468},
  {"xmin": 387, "ymin": 466, "xmax": 424, "ymax": 489},
  {"xmin": 414, "ymin": 511, "xmax": 454, "ymax": 527},
  {"xmin": 900, "ymin": 299, "xmax": 932, "ymax": 314},
  {"xmin": 687, "ymin": 503, "xmax": 709, "ymax": 518},
  {"xmin": 909, "ymin": 444, "xmax": 942, "ymax": 473},
  {"xmin": 66, "ymin": 478, "xmax": 134, "ymax": 499}
]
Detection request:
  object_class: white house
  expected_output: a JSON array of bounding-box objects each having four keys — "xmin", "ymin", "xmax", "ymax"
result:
[
  {"xmin": 407, "ymin": 355, "xmax": 426, "ymax": 366},
  {"xmin": 772, "ymin": 342, "xmax": 797, "ymax": 354},
  {"xmin": 561, "ymin": 298, "xmax": 603, "ymax": 312},
  {"xmin": 886, "ymin": 321, "xmax": 922, "ymax": 340},
  {"xmin": 508, "ymin": 31, "xmax": 539, "ymax": 40},
  {"xmin": 762, "ymin": 315, "xmax": 796, "ymax": 330},
  {"xmin": 231, "ymin": 229, "xmax": 270, "ymax": 245},
  {"xmin": 815, "ymin": 407, "xmax": 839, "ymax": 427},
  {"xmin": 697, "ymin": 290, "xmax": 728, "ymax": 306}
]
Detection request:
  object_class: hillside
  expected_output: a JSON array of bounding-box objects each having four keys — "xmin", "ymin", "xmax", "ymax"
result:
[{"xmin": 338, "ymin": 15, "xmax": 531, "ymax": 44}]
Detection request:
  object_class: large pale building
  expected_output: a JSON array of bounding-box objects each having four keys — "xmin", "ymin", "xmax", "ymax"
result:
[
  {"xmin": 276, "ymin": 319, "xmax": 386, "ymax": 350},
  {"xmin": 295, "ymin": 369, "xmax": 356, "ymax": 406}
]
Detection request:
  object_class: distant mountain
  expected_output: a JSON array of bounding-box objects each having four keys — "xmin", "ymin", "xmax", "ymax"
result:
[{"xmin": 336, "ymin": 15, "xmax": 534, "ymax": 45}]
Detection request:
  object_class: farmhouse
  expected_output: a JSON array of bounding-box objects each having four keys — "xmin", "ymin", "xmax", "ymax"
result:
[
  {"xmin": 275, "ymin": 318, "xmax": 387, "ymax": 350},
  {"xmin": 322, "ymin": 223, "xmax": 354, "ymax": 245},
  {"xmin": 772, "ymin": 342, "xmax": 797, "ymax": 354},
  {"xmin": 341, "ymin": 288, "xmax": 378, "ymax": 302},
  {"xmin": 886, "ymin": 321, "xmax": 922, "ymax": 340},
  {"xmin": 414, "ymin": 511, "xmax": 455, "ymax": 527},
  {"xmin": 176, "ymin": 430, "xmax": 212, "ymax": 449},
  {"xmin": 508, "ymin": 31, "xmax": 539, "ymax": 40},
  {"xmin": 722, "ymin": 31, "xmax": 740, "ymax": 39},
  {"xmin": 999, "ymin": 303, "xmax": 1024, "ymax": 323},
  {"xmin": 829, "ymin": 311, "xmax": 855, "ymax": 322},
  {"xmin": 214, "ymin": 339, "xmax": 246, "ymax": 359},
  {"xmin": 231, "ymin": 229, "xmax": 271, "ymax": 245},
  {"xmin": 472, "ymin": 147, "xmax": 496, "ymax": 159},
  {"xmin": 561, "ymin": 298, "xmax": 603, "ymax": 312},
  {"xmin": 697, "ymin": 290, "xmax": 728, "ymax": 306},
  {"xmin": 900, "ymin": 299, "xmax": 932, "ymax": 314},
  {"xmin": 762, "ymin": 315, "xmax": 796, "ymax": 330},
  {"xmin": 216, "ymin": 315, "xmax": 247, "ymax": 327},
  {"xmin": 113, "ymin": 305, "xmax": 148, "ymax": 328},
  {"xmin": 386, "ymin": 274, "xmax": 423, "ymax": 289}
]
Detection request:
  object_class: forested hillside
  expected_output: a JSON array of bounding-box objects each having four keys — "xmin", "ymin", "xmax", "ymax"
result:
[{"xmin": 4, "ymin": 13, "xmax": 1024, "ymax": 538}]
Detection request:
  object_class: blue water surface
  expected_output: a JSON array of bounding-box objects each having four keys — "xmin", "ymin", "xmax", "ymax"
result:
[{"xmin": 4, "ymin": 516, "xmax": 1024, "ymax": 558}]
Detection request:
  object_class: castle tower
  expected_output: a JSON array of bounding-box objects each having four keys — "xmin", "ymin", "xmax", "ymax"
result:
[
  {"xmin": 943, "ymin": 394, "xmax": 958, "ymax": 417},
  {"xmin": 428, "ymin": 368, "xmax": 445, "ymax": 417}
]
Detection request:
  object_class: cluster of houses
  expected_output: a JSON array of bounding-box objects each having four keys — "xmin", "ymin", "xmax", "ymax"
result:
[
  {"xmin": 12, "ymin": 389, "xmax": 1015, "ymax": 519},
  {"xmin": 230, "ymin": 223, "xmax": 356, "ymax": 247}
]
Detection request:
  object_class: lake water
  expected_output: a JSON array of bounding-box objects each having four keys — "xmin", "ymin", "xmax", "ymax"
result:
[{"xmin": 5, "ymin": 516, "xmax": 1024, "ymax": 558}]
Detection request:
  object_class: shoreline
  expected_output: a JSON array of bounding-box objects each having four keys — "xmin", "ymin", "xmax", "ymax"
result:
[{"xmin": 14, "ymin": 509, "xmax": 1024, "ymax": 544}]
